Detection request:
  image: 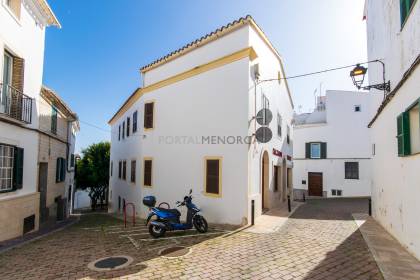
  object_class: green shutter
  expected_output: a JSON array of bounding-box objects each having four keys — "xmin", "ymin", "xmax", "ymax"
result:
[
  {"xmin": 321, "ymin": 143, "xmax": 327, "ymax": 159},
  {"xmin": 402, "ymin": 111, "xmax": 411, "ymax": 155},
  {"xmin": 62, "ymin": 158, "xmax": 66, "ymax": 181},
  {"xmin": 305, "ymin": 143, "xmax": 310, "ymax": 158},
  {"xmin": 56, "ymin": 158, "xmax": 60, "ymax": 182},
  {"xmin": 397, "ymin": 111, "xmax": 411, "ymax": 156},
  {"xmin": 397, "ymin": 114, "xmax": 404, "ymax": 156},
  {"xmin": 13, "ymin": 147, "xmax": 24, "ymax": 189}
]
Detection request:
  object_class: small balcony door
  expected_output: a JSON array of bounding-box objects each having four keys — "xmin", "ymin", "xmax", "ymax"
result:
[{"xmin": 1, "ymin": 52, "xmax": 13, "ymax": 113}]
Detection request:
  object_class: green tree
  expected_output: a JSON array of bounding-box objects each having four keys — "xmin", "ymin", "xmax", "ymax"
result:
[{"xmin": 76, "ymin": 141, "xmax": 110, "ymax": 210}]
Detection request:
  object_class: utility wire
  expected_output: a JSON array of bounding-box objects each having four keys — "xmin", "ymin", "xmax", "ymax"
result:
[{"xmin": 34, "ymin": 59, "xmax": 380, "ymax": 135}]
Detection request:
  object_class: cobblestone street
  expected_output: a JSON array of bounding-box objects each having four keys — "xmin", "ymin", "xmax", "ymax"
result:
[{"xmin": 0, "ymin": 199, "xmax": 383, "ymax": 279}]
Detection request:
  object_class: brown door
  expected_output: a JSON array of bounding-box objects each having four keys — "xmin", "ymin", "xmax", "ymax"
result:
[{"xmin": 308, "ymin": 172, "xmax": 323, "ymax": 196}]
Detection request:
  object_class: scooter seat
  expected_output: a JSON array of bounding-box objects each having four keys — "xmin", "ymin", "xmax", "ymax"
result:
[{"xmin": 157, "ymin": 208, "xmax": 181, "ymax": 216}]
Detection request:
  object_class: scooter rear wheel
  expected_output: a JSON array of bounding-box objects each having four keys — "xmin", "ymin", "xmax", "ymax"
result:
[
  {"xmin": 193, "ymin": 215, "xmax": 208, "ymax": 233},
  {"xmin": 149, "ymin": 223, "xmax": 166, "ymax": 238}
]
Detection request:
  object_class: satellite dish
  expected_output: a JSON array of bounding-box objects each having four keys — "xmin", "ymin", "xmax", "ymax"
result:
[
  {"xmin": 256, "ymin": 109, "xmax": 273, "ymax": 125},
  {"xmin": 255, "ymin": 127, "xmax": 272, "ymax": 143}
]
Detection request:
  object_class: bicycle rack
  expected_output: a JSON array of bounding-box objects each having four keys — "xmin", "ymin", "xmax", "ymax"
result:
[{"xmin": 123, "ymin": 202, "xmax": 135, "ymax": 228}]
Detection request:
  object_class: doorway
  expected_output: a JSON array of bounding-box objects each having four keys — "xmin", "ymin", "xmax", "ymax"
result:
[
  {"xmin": 38, "ymin": 163, "xmax": 48, "ymax": 223},
  {"xmin": 308, "ymin": 172, "xmax": 323, "ymax": 196},
  {"xmin": 262, "ymin": 151, "xmax": 269, "ymax": 210}
]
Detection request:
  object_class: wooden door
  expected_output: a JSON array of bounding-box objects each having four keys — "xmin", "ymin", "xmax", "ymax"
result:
[
  {"xmin": 38, "ymin": 163, "xmax": 48, "ymax": 223},
  {"xmin": 308, "ymin": 172, "xmax": 323, "ymax": 196}
]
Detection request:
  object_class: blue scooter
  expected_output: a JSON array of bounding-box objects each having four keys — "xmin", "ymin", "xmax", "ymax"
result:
[{"xmin": 143, "ymin": 189, "xmax": 208, "ymax": 238}]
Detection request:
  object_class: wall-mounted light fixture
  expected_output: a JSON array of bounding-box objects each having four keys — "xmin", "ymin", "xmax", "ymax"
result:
[{"xmin": 350, "ymin": 60, "xmax": 391, "ymax": 95}]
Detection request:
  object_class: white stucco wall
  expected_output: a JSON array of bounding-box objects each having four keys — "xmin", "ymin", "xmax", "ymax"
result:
[
  {"xmin": 247, "ymin": 26, "xmax": 294, "ymax": 218},
  {"xmin": 0, "ymin": 2, "xmax": 47, "ymax": 199},
  {"xmin": 109, "ymin": 23, "xmax": 295, "ymax": 225},
  {"xmin": 293, "ymin": 90, "xmax": 382, "ymax": 197},
  {"xmin": 365, "ymin": 0, "xmax": 420, "ymax": 260}
]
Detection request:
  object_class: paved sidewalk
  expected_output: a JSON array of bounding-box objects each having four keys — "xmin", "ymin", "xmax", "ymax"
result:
[
  {"xmin": 353, "ymin": 213, "xmax": 420, "ymax": 280},
  {"xmin": 0, "ymin": 199, "xmax": 383, "ymax": 279},
  {"xmin": 245, "ymin": 201, "xmax": 302, "ymax": 233}
]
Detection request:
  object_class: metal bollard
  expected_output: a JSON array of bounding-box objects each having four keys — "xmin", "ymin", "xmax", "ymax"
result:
[
  {"xmin": 368, "ymin": 198, "xmax": 372, "ymax": 216},
  {"xmin": 303, "ymin": 193, "xmax": 306, "ymax": 202},
  {"xmin": 287, "ymin": 195, "xmax": 291, "ymax": 212},
  {"xmin": 251, "ymin": 200, "xmax": 255, "ymax": 225}
]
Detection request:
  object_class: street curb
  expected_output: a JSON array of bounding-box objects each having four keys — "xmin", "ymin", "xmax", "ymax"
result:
[{"xmin": 352, "ymin": 213, "xmax": 387, "ymax": 280}]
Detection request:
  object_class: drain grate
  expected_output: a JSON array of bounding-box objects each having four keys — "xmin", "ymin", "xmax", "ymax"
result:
[
  {"xmin": 88, "ymin": 255, "xmax": 133, "ymax": 272},
  {"xmin": 94, "ymin": 257, "xmax": 128, "ymax": 269},
  {"xmin": 159, "ymin": 246, "xmax": 191, "ymax": 258}
]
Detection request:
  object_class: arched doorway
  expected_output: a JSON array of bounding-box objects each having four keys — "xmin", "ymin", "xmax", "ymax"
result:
[{"xmin": 262, "ymin": 151, "xmax": 269, "ymax": 210}]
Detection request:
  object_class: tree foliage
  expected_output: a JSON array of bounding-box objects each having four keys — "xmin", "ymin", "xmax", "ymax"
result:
[{"xmin": 76, "ymin": 141, "xmax": 110, "ymax": 210}]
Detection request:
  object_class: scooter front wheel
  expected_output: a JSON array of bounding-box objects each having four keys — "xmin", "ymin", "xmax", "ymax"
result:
[
  {"xmin": 193, "ymin": 215, "xmax": 208, "ymax": 233},
  {"xmin": 149, "ymin": 223, "xmax": 166, "ymax": 238}
]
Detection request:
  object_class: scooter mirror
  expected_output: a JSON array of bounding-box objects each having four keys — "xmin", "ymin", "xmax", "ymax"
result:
[{"xmin": 189, "ymin": 189, "xmax": 192, "ymax": 194}]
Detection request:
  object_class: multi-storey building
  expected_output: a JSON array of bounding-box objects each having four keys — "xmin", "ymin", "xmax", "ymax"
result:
[
  {"xmin": 38, "ymin": 86, "xmax": 78, "ymax": 224},
  {"xmin": 293, "ymin": 90, "xmax": 382, "ymax": 198},
  {"xmin": 108, "ymin": 16, "xmax": 294, "ymax": 225},
  {"xmin": 0, "ymin": 0, "xmax": 78, "ymax": 241},
  {"xmin": 364, "ymin": 0, "xmax": 420, "ymax": 259}
]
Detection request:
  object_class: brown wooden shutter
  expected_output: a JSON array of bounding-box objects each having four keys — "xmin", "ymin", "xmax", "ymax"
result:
[
  {"xmin": 144, "ymin": 160, "xmax": 152, "ymax": 186},
  {"xmin": 144, "ymin": 103, "xmax": 154, "ymax": 129},
  {"xmin": 11, "ymin": 56, "xmax": 24, "ymax": 120},
  {"xmin": 206, "ymin": 159, "xmax": 220, "ymax": 194},
  {"xmin": 131, "ymin": 160, "xmax": 136, "ymax": 183},
  {"xmin": 123, "ymin": 161, "xmax": 126, "ymax": 180}
]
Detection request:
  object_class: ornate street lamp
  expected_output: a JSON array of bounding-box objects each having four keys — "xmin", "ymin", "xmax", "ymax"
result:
[
  {"xmin": 350, "ymin": 60, "xmax": 391, "ymax": 95},
  {"xmin": 350, "ymin": 64, "xmax": 367, "ymax": 89}
]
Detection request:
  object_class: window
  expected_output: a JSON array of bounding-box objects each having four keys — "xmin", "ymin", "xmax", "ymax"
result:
[
  {"xmin": 0, "ymin": 144, "xmax": 22, "ymax": 192},
  {"xmin": 56, "ymin": 157, "xmax": 66, "ymax": 182},
  {"xmin": 345, "ymin": 162, "xmax": 359, "ymax": 179},
  {"xmin": 126, "ymin": 117, "xmax": 130, "ymax": 137},
  {"xmin": 51, "ymin": 107, "xmax": 57, "ymax": 134},
  {"xmin": 110, "ymin": 161, "xmax": 113, "ymax": 177},
  {"xmin": 118, "ymin": 161, "xmax": 122, "ymax": 179},
  {"xmin": 286, "ymin": 125, "xmax": 290, "ymax": 144},
  {"xmin": 310, "ymin": 143, "xmax": 321, "ymax": 158},
  {"xmin": 354, "ymin": 105, "xmax": 361, "ymax": 112},
  {"xmin": 204, "ymin": 157, "xmax": 222, "ymax": 197},
  {"xmin": 397, "ymin": 99, "xmax": 420, "ymax": 156},
  {"xmin": 144, "ymin": 102, "xmax": 154, "ymax": 129},
  {"xmin": 130, "ymin": 160, "xmax": 136, "ymax": 183},
  {"xmin": 306, "ymin": 142, "xmax": 327, "ymax": 159},
  {"xmin": 133, "ymin": 111, "xmax": 138, "ymax": 133},
  {"xmin": 122, "ymin": 122, "xmax": 125, "ymax": 139},
  {"xmin": 70, "ymin": 154, "xmax": 75, "ymax": 167},
  {"xmin": 400, "ymin": 0, "xmax": 417, "ymax": 27},
  {"xmin": 122, "ymin": 160, "xmax": 126, "ymax": 180},
  {"xmin": 277, "ymin": 113, "xmax": 282, "ymax": 137},
  {"xmin": 4, "ymin": 0, "xmax": 21, "ymax": 19},
  {"xmin": 118, "ymin": 125, "xmax": 121, "ymax": 141},
  {"xmin": 143, "ymin": 158, "xmax": 152, "ymax": 187}
]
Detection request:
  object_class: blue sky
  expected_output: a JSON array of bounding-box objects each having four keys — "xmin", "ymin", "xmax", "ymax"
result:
[{"xmin": 43, "ymin": 0, "xmax": 367, "ymax": 153}]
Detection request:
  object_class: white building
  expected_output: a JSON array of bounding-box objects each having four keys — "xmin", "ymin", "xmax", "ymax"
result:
[
  {"xmin": 108, "ymin": 16, "xmax": 294, "ymax": 226},
  {"xmin": 293, "ymin": 90, "xmax": 382, "ymax": 198},
  {"xmin": 0, "ymin": 0, "xmax": 76, "ymax": 241},
  {"xmin": 364, "ymin": 0, "xmax": 420, "ymax": 259}
]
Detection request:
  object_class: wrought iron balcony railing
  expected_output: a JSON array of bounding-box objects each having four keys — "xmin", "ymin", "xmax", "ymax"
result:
[{"xmin": 0, "ymin": 83, "xmax": 33, "ymax": 124}]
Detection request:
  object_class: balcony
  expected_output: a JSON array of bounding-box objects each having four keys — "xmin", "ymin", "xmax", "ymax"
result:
[{"xmin": 0, "ymin": 84, "xmax": 33, "ymax": 124}]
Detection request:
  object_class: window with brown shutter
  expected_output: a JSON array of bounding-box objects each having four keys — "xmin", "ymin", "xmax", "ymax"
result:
[
  {"xmin": 122, "ymin": 160, "xmax": 126, "ymax": 180},
  {"xmin": 205, "ymin": 157, "xmax": 222, "ymax": 196},
  {"xmin": 143, "ymin": 158, "xmax": 152, "ymax": 187},
  {"xmin": 144, "ymin": 102, "xmax": 154, "ymax": 129},
  {"xmin": 130, "ymin": 160, "xmax": 136, "ymax": 183}
]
